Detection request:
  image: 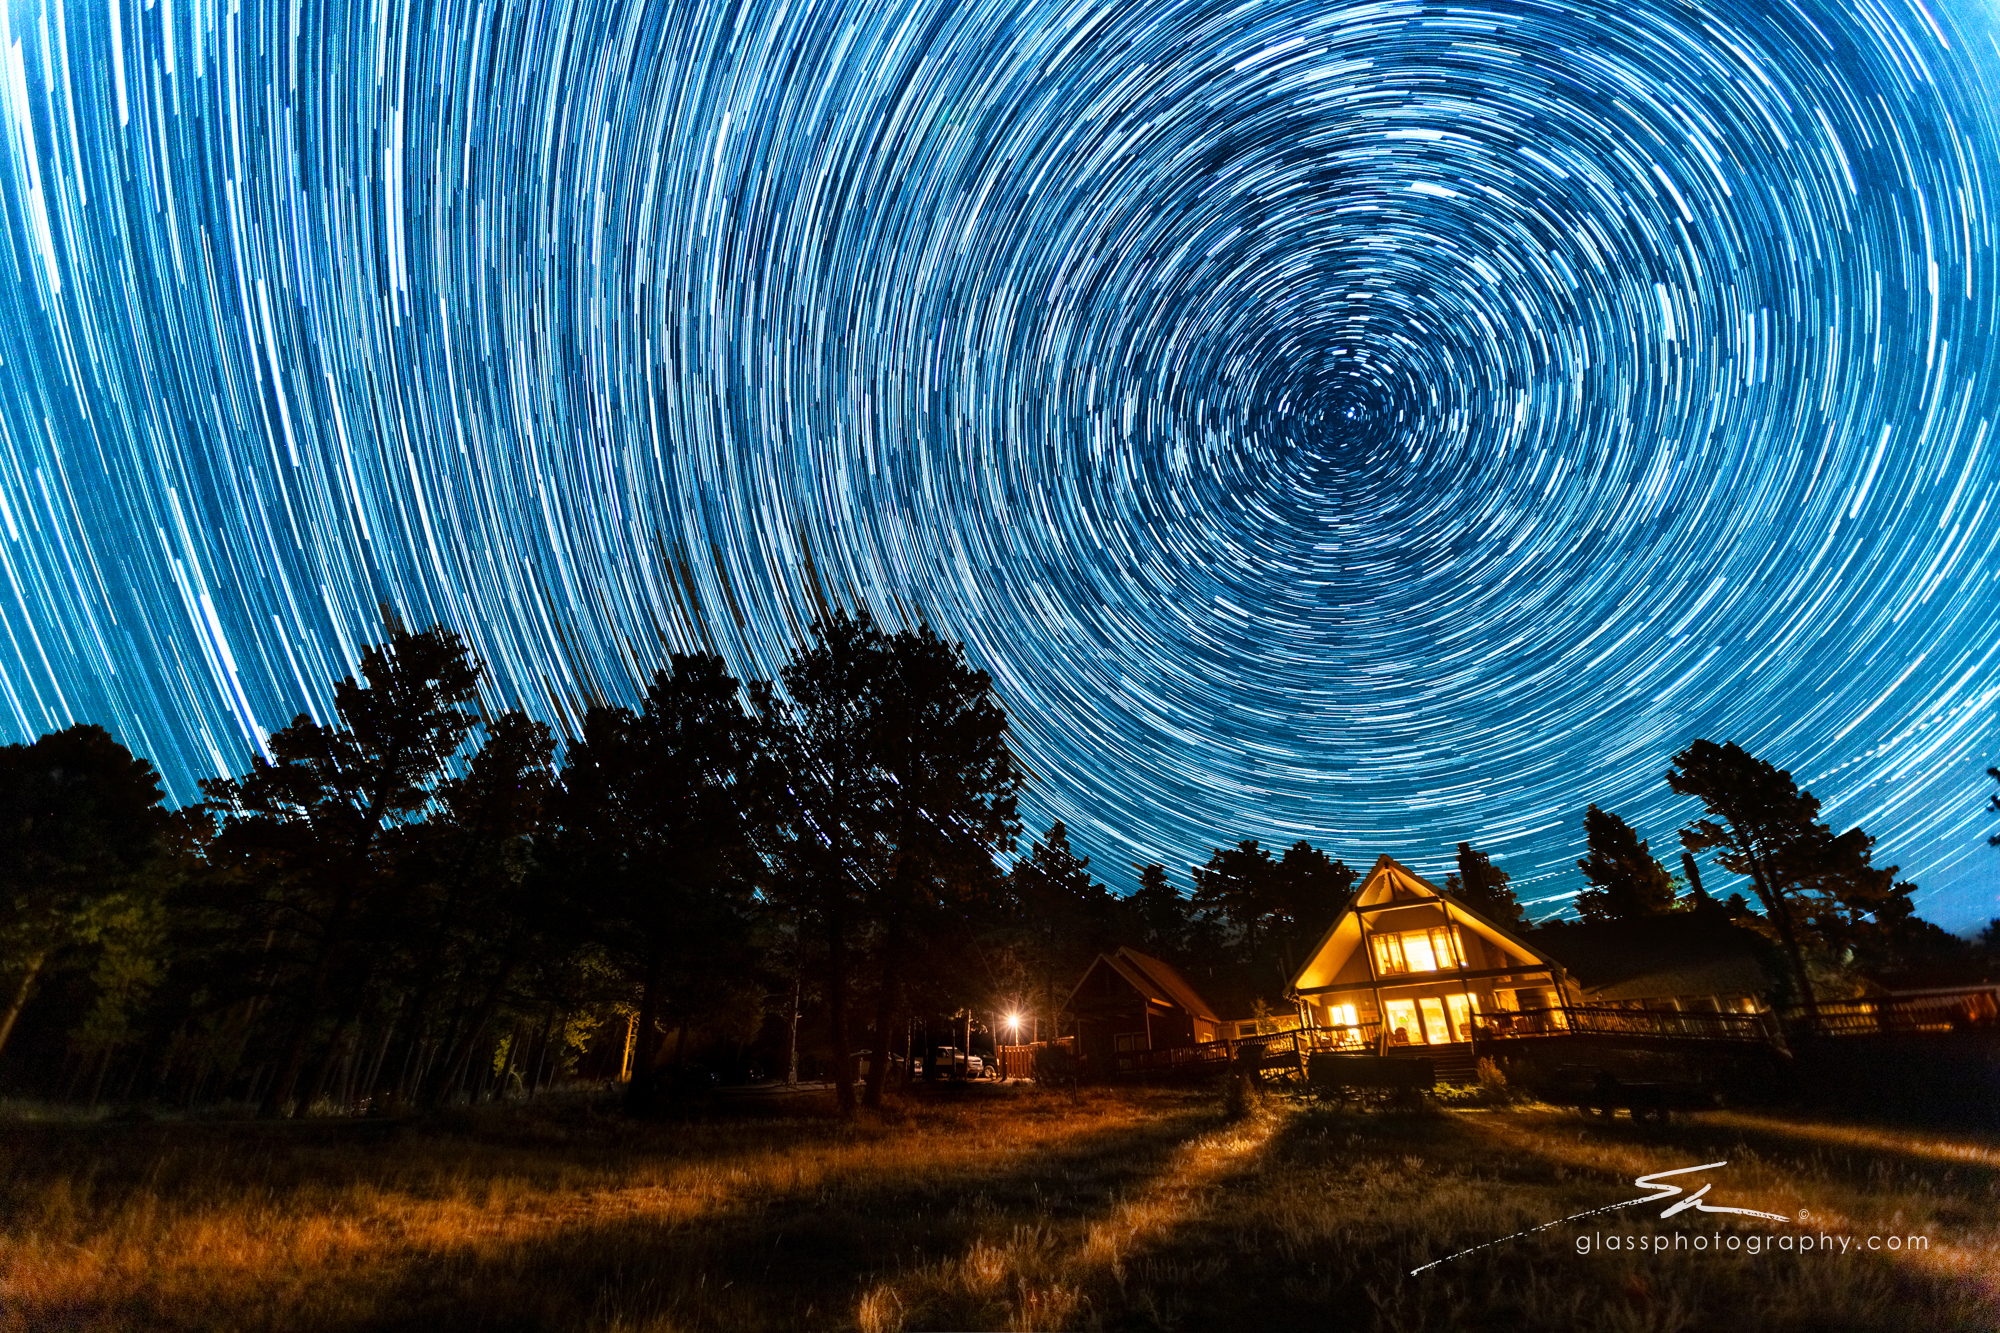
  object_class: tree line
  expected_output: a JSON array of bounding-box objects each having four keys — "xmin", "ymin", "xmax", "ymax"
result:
[{"xmin": 0, "ymin": 615, "xmax": 1990, "ymax": 1115}]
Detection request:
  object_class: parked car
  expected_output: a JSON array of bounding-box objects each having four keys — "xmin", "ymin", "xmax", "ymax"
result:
[
  {"xmin": 853, "ymin": 1050, "xmax": 910, "ymax": 1080},
  {"xmin": 930, "ymin": 1046, "xmax": 982, "ymax": 1080}
]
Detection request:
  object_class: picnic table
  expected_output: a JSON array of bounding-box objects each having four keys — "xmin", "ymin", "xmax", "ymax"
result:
[{"xmin": 1306, "ymin": 1053, "xmax": 1434, "ymax": 1109}]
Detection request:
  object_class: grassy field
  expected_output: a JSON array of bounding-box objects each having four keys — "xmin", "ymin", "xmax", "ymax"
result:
[{"xmin": 2, "ymin": 1083, "xmax": 1996, "ymax": 1332}]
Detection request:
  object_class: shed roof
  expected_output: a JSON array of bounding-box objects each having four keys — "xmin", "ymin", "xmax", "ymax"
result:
[{"xmin": 1527, "ymin": 915, "xmax": 1771, "ymax": 1002}]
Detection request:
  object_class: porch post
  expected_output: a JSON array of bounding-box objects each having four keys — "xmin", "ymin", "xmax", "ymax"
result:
[{"xmin": 1359, "ymin": 911, "xmax": 1386, "ymax": 1054}]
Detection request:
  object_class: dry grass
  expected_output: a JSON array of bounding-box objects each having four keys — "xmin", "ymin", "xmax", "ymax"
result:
[{"xmin": 2, "ymin": 1086, "xmax": 1996, "ymax": 1331}]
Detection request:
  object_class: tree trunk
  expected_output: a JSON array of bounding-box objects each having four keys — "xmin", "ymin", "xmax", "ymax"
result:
[
  {"xmin": 826, "ymin": 898, "xmax": 854, "ymax": 1115},
  {"xmin": 785, "ymin": 971, "xmax": 801, "ymax": 1086},
  {"xmin": 862, "ymin": 989, "xmax": 900, "ymax": 1109},
  {"xmin": 1745, "ymin": 846, "xmax": 1819, "ymax": 1026},
  {"xmin": 0, "ymin": 949, "xmax": 48, "ymax": 1062},
  {"xmin": 359, "ymin": 1018, "xmax": 396, "ymax": 1110},
  {"xmin": 87, "ymin": 1044, "xmax": 113, "ymax": 1107},
  {"xmin": 262, "ymin": 894, "xmax": 355, "ymax": 1118},
  {"xmin": 862, "ymin": 911, "xmax": 906, "ymax": 1109},
  {"xmin": 405, "ymin": 1035, "xmax": 439, "ymax": 1104},
  {"xmin": 492, "ymin": 1023, "xmax": 521, "ymax": 1102},
  {"xmin": 668, "ymin": 1014, "xmax": 692, "ymax": 1100},
  {"xmin": 624, "ymin": 948, "xmax": 666, "ymax": 1115},
  {"xmin": 527, "ymin": 1004, "xmax": 557, "ymax": 1098},
  {"xmin": 426, "ymin": 953, "xmax": 521, "ymax": 1109},
  {"xmin": 387, "ymin": 963, "xmax": 444, "ymax": 1108},
  {"xmin": 260, "ymin": 987, "xmax": 324, "ymax": 1118},
  {"xmin": 303, "ymin": 1006, "xmax": 362, "ymax": 1114},
  {"xmin": 1764, "ymin": 888, "xmax": 1819, "ymax": 1025}
]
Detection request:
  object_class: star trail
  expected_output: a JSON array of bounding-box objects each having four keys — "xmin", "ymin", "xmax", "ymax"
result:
[{"xmin": 1, "ymin": 0, "xmax": 1997, "ymax": 924}]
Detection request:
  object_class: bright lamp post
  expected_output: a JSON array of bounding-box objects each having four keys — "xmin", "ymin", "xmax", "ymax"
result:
[{"xmin": 998, "ymin": 1011, "xmax": 1022, "ymax": 1079}]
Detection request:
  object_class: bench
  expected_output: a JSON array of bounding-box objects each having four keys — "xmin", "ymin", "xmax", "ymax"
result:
[
  {"xmin": 1307, "ymin": 1053, "xmax": 1435, "ymax": 1109},
  {"xmin": 1549, "ymin": 1068, "xmax": 1717, "ymax": 1122}
]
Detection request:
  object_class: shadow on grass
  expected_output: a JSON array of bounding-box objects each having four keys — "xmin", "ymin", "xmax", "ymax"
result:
[
  {"xmin": 15, "ymin": 1095, "xmax": 1995, "ymax": 1333},
  {"xmin": 4, "ymin": 1091, "xmax": 1229, "ymax": 1333},
  {"xmin": 1054, "ymin": 1103, "xmax": 1998, "ymax": 1333},
  {"xmin": 1466, "ymin": 1105, "xmax": 2000, "ymax": 1216},
  {"xmin": 334, "ymin": 1101, "xmax": 1227, "ymax": 1332}
]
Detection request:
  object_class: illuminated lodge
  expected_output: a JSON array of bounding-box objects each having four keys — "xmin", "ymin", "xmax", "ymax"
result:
[
  {"xmin": 1290, "ymin": 855, "xmax": 1570, "ymax": 1049},
  {"xmin": 1062, "ymin": 852, "xmax": 1796, "ymax": 1080}
]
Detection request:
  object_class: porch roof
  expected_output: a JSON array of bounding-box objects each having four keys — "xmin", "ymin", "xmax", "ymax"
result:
[{"xmin": 1525, "ymin": 915, "xmax": 1771, "ymax": 1002}]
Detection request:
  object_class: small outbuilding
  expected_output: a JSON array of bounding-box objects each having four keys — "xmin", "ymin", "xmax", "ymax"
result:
[{"xmin": 1068, "ymin": 947, "xmax": 1228, "ymax": 1071}]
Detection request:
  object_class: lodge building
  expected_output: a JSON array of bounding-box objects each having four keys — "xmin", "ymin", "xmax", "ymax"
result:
[
  {"xmin": 1291, "ymin": 854, "xmax": 1778, "ymax": 1048},
  {"xmin": 1065, "ymin": 852, "xmax": 1783, "ymax": 1075},
  {"xmin": 1290, "ymin": 855, "xmax": 1575, "ymax": 1047}
]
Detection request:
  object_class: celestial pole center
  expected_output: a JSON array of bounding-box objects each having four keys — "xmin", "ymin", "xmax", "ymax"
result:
[{"xmin": 0, "ymin": 0, "xmax": 1997, "ymax": 924}]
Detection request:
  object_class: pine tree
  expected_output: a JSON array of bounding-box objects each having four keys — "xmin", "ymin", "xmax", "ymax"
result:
[
  {"xmin": 1668, "ymin": 739, "xmax": 1917, "ymax": 1021},
  {"xmin": 202, "ymin": 625, "xmax": 482, "ymax": 1116},
  {"xmin": 1012, "ymin": 821, "xmax": 1107, "ymax": 1047},
  {"xmin": 558, "ymin": 654, "xmax": 768, "ymax": 1115},
  {"xmin": 1124, "ymin": 862, "xmax": 1189, "ymax": 960},
  {"xmin": 1574, "ymin": 805, "xmax": 1678, "ymax": 921},
  {"xmin": 0, "ymin": 725, "xmax": 171, "ymax": 1062},
  {"xmin": 1190, "ymin": 840, "xmax": 1282, "ymax": 958},
  {"xmin": 1446, "ymin": 842, "xmax": 1525, "ymax": 928},
  {"xmin": 858, "ymin": 623, "xmax": 1021, "ymax": 1108}
]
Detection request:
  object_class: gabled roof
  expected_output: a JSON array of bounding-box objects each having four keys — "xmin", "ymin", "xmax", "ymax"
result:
[
  {"xmin": 1068, "ymin": 946, "xmax": 1223, "ymax": 1023},
  {"xmin": 1289, "ymin": 854, "xmax": 1559, "ymax": 996},
  {"xmin": 1525, "ymin": 915, "xmax": 1771, "ymax": 1002}
]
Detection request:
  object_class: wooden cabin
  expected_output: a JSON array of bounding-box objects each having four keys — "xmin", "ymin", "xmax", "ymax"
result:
[
  {"xmin": 1288, "ymin": 855, "xmax": 1570, "ymax": 1050},
  {"xmin": 1068, "ymin": 947, "xmax": 1228, "ymax": 1071}
]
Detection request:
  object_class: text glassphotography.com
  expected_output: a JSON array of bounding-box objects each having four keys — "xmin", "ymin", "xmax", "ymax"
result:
[{"xmin": 1573, "ymin": 1230, "xmax": 1931, "ymax": 1257}]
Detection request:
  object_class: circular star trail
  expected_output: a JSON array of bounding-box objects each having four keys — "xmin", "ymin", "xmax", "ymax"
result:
[{"xmin": 1, "ymin": 0, "xmax": 1998, "ymax": 923}]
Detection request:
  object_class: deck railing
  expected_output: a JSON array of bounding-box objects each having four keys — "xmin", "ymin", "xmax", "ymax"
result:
[
  {"xmin": 1100, "ymin": 992, "xmax": 1839, "ymax": 1079},
  {"xmin": 1300, "ymin": 1021, "xmax": 1382, "ymax": 1053},
  {"xmin": 1109, "ymin": 1028, "xmax": 1311, "ymax": 1075},
  {"xmin": 1111, "ymin": 1038, "xmax": 1235, "ymax": 1074},
  {"xmin": 1502, "ymin": 1004, "xmax": 1781, "ymax": 1044},
  {"xmin": 1785, "ymin": 987, "xmax": 2000, "ymax": 1037}
]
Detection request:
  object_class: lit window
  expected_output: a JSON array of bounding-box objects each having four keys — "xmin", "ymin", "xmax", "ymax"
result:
[
  {"xmin": 1403, "ymin": 933, "xmax": 1438, "ymax": 972},
  {"xmin": 1369, "ymin": 927, "xmax": 1464, "ymax": 975},
  {"xmin": 1370, "ymin": 933, "xmax": 1407, "ymax": 975}
]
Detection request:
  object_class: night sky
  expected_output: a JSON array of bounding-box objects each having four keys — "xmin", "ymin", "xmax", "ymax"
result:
[{"xmin": 1, "ymin": 0, "xmax": 1997, "ymax": 927}]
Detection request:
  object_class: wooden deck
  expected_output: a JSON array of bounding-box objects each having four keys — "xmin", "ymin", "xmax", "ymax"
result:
[
  {"xmin": 1088, "ymin": 990, "xmax": 2000, "ymax": 1085},
  {"xmin": 1503, "ymin": 1004, "xmax": 1782, "ymax": 1045},
  {"xmin": 1786, "ymin": 987, "xmax": 2000, "ymax": 1037},
  {"xmin": 1102, "ymin": 1029, "xmax": 1482, "ymax": 1084}
]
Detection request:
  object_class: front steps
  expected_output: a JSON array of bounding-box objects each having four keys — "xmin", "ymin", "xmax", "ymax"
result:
[{"xmin": 1387, "ymin": 1040, "xmax": 1479, "ymax": 1085}]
